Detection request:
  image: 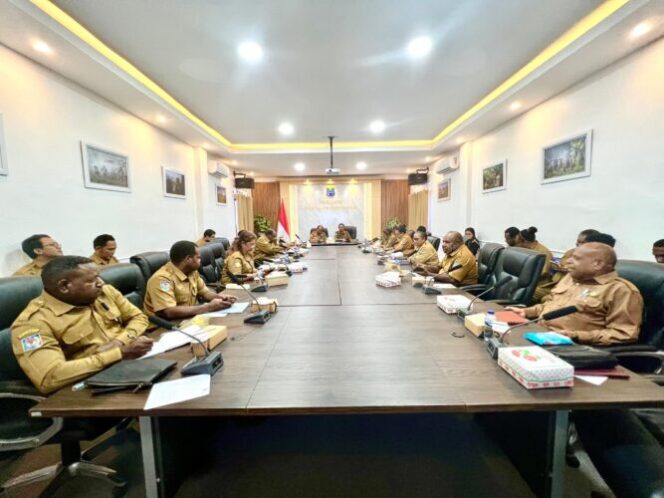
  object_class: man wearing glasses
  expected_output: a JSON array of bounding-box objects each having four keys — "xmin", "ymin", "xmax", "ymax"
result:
[{"xmin": 13, "ymin": 234, "xmax": 63, "ymax": 276}]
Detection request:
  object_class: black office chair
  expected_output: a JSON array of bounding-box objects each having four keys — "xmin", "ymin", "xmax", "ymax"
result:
[
  {"xmin": 0, "ymin": 277, "xmax": 125, "ymax": 496},
  {"xmin": 130, "ymin": 251, "xmax": 169, "ymax": 284},
  {"xmin": 463, "ymin": 247, "xmax": 545, "ymax": 306},
  {"xmin": 198, "ymin": 244, "xmax": 222, "ymax": 290},
  {"xmin": 218, "ymin": 238, "xmax": 231, "ymax": 252},
  {"xmin": 99, "ymin": 263, "xmax": 146, "ymax": 308},
  {"xmin": 476, "ymin": 243, "xmax": 504, "ymax": 286},
  {"xmin": 427, "ymin": 236, "xmax": 441, "ymax": 252},
  {"xmin": 344, "ymin": 226, "xmax": 357, "ymax": 240},
  {"xmin": 209, "ymin": 238, "xmax": 227, "ymax": 259}
]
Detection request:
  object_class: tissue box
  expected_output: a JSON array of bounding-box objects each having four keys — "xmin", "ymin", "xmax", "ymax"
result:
[
  {"xmin": 375, "ymin": 272, "xmax": 401, "ymax": 288},
  {"xmin": 191, "ymin": 325, "xmax": 228, "ymax": 358},
  {"xmin": 224, "ymin": 283, "xmax": 250, "ymax": 290},
  {"xmin": 288, "ymin": 263, "xmax": 305, "ymax": 273},
  {"xmin": 436, "ymin": 295, "xmax": 472, "ymax": 314},
  {"xmin": 497, "ymin": 346, "xmax": 574, "ymax": 390},
  {"xmin": 250, "ymin": 297, "xmax": 279, "ymax": 313},
  {"xmin": 266, "ymin": 271, "xmax": 289, "ymax": 286},
  {"xmin": 464, "ymin": 313, "xmax": 486, "ymax": 337}
]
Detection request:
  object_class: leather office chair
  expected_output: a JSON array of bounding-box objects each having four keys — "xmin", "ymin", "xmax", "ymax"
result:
[
  {"xmin": 0, "ymin": 277, "xmax": 125, "ymax": 496},
  {"xmin": 130, "ymin": 251, "xmax": 169, "ymax": 284},
  {"xmin": 427, "ymin": 236, "xmax": 441, "ymax": 252},
  {"xmin": 463, "ymin": 247, "xmax": 545, "ymax": 306},
  {"xmin": 209, "ymin": 238, "xmax": 227, "ymax": 258},
  {"xmin": 99, "ymin": 263, "xmax": 146, "ymax": 308},
  {"xmin": 198, "ymin": 244, "xmax": 222, "ymax": 290},
  {"xmin": 218, "ymin": 238, "xmax": 231, "ymax": 252},
  {"xmin": 476, "ymin": 242, "xmax": 504, "ymax": 286},
  {"xmin": 344, "ymin": 226, "xmax": 357, "ymax": 240}
]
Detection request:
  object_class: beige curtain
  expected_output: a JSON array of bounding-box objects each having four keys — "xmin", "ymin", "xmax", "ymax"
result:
[
  {"xmin": 408, "ymin": 190, "xmax": 428, "ymax": 229},
  {"xmin": 237, "ymin": 193, "xmax": 254, "ymax": 232}
]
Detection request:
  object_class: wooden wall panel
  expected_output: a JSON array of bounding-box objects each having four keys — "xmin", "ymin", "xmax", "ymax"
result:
[
  {"xmin": 252, "ymin": 182, "xmax": 280, "ymax": 229},
  {"xmin": 380, "ymin": 180, "xmax": 409, "ymax": 229}
]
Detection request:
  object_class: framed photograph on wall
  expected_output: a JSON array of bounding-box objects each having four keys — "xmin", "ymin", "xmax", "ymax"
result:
[
  {"xmin": 482, "ymin": 160, "xmax": 507, "ymax": 193},
  {"xmin": 216, "ymin": 184, "xmax": 227, "ymax": 205},
  {"xmin": 81, "ymin": 142, "xmax": 130, "ymax": 192},
  {"xmin": 542, "ymin": 131, "xmax": 592, "ymax": 184},
  {"xmin": 0, "ymin": 114, "xmax": 8, "ymax": 176},
  {"xmin": 162, "ymin": 167, "xmax": 186, "ymax": 198},
  {"xmin": 437, "ymin": 179, "xmax": 450, "ymax": 201}
]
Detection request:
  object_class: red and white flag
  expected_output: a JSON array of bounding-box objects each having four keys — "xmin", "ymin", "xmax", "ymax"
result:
[{"xmin": 277, "ymin": 198, "xmax": 290, "ymax": 240}]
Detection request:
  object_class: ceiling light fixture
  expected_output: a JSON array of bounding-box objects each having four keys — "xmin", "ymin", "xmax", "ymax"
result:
[
  {"xmin": 456, "ymin": 137, "xmax": 464, "ymax": 145},
  {"xmin": 369, "ymin": 120, "xmax": 386, "ymax": 134},
  {"xmin": 294, "ymin": 162, "xmax": 305, "ymax": 172},
  {"xmin": 509, "ymin": 101, "xmax": 522, "ymax": 111},
  {"xmin": 407, "ymin": 36, "xmax": 433, "ymax": 58},
  {"xmin": 156, "ymin": 114, "xmax": 167, "ymax": 124},
  {"xmin": 32, "ymin": 40, "xmax": 52, "ymax": 54},
  {"xmin": 356, "ymin": 161, "xmax": 367, "ymax": 170},
  {"xmin": 629, "ymin": 22, "xmax": 651, "ymax": 39},
  {"xmin": 278, "ymin": 122, "xmax": 294, "ymax": 136},
  {"xmin": 238, "ymin": 42, "xmax": 263, "ymax": 62},
  {"xmin": 249, "ymin": 171, "xmax": 255, "ymax": 176}
]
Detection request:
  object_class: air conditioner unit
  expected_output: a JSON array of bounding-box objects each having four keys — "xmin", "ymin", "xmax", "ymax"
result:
[
  {"xmin": 434, "ymin": 153, "xmax": 460, "ymax": 174},
  {"xmin": 207, "ymin": 161, "xmax": 230, "ymax": 177}
]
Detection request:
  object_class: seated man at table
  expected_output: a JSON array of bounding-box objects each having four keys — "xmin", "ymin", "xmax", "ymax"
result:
[
  {"xmin": 408, "ymin": 230, "xmax": 439, "ymax": 267},
  {"xmin": 90, "ymin": 233, "xmax": 119, "ymax": 266},
  {"xmin": 309, "ymin": 225, "xmax": 327, "ymax": 243},
  {"xmin": 144, "ymin": 241, "xmax": 236, "ymax": 320},
  {"xmin": 414, "ymin": 231, "xmax": 478, "ymax": 286},
  {"xmin": 11, "ymin": 256, "xmax": 153, "ymax": 393},
  {"xmin": 255, "ymin": 229, "xmax": 284, "ymax": 262},
  {"xmin": 335, "ymin": 223, "xmax": 352, "ymax": 242},
  {"xmin": 391, "ymin": 224, "xmax": 415, "ymax": 257},
  {"xmin": 13, "ymin": 234, "xmax": 63, "ymax": 276},
  {"xmin": 195, "ymin": 229, "xmax": 216, "ymax": 247},
  {"xmin": 507, "ymin": 243, "xmax": 643, "ymax": 345}
]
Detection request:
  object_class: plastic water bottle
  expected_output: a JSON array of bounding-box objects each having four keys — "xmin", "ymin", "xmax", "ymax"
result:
[{"xmin": 484, "ymin": 310, "xmax": 496, "ymax": 341}]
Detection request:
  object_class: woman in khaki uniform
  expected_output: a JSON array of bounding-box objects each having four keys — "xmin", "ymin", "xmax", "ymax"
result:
[
  {"xmin": 408, "ymin": 231, "xmax": 439, "ymax": 266},
  {"xmin": 517, "ymin": 226, "xmax": 553, "ymax": 302},
  {"xmin": 222, "ymin": 231, "xmax": 258, "ymax": 284}
]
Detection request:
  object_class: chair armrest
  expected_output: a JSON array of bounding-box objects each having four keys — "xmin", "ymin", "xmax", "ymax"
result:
[
  {"xmin": 614, "ymin": 351, "xmax": 664, "ymax": 375},
  {"xmin": 460, "ymin": 284, "xmax": 486, "ymax": 292},
  {"xmin": 0, "ymin": 391, "xmax": 63, "ymax": 452},
  {"xmin": 484, "ymin": 299, "xmax": 524, "ymax": 307}
]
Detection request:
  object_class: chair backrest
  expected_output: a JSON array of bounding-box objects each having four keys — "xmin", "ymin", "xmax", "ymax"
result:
[
  {"xmin": 345, "ymin": 226, "xmax": 357, "ymax": 239},
  {"xmin": 99, "ymin": 263, "xmax": 146, "ymax": 309},
  {"xmin": 310, "ymin": 227, "xmax": 329, "ymax": 237},
  {"xmin": 217, "ymin": 238, "xmax": 230, "ymax": 251},
  {"xmin": 207, "ymin": 242, "xmax": 225, "ymax": 279},
  {"xmin": 616, "ymin": 260, "xmax": 664, "ymax": 348},
  {"xmin": 477, "ymin": 243, "xmax": 504, "ymax": 286},
  {"xmin": 209, "ymin": 238, "xmax": 227, "ymax": 257},
  {"xmin": 129, "ymin": 251, "xmax": 169, "ymax": 284},
  {"xmin": 198, "ymin": 244, "xmax": 219, "ymax": 285},
  {"xmin": 488, "ymin": 247, "xmax": 545, "ymax": 306},
  {"xmin": 428, "ymin": 236, "xmax": 441, "ymax": 252},
  {"xmin": 0, "ymin": 277, "xmax": 43, "ymax": 381}
]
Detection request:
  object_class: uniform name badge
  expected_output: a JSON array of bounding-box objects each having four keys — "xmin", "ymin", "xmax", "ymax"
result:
[
  {"xmin": 159, "ymin": 280, "xmax": 172, "ymax": 292},
  {"xmin": 21, "ymin": 332, "xmax": 44, "ymax": 352}
]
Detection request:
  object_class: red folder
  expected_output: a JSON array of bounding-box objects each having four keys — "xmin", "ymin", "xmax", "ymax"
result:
[{"xmin": 495, "ymin": 310, "xmax": 528, "ymax": 325}]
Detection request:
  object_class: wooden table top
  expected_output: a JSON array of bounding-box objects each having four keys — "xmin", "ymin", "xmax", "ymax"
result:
[{"xmin": 33, "ymin": 246, "xmax": 664, "ymax": 417}]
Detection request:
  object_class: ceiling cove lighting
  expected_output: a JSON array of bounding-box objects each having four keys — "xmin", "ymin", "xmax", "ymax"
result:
[
  {"xmin": 30, "ymin": 0, "xmax": 632, "ymax": 151},
  {"xmin": 32, "ymin": 40, "xmax": 52, "ymax": 54},
  {"xmin": 356, "ymin": 161, "xmax": 367, "ymax": 170},
  {"xmin": 294, "ymin": 162, "xmax": 306, "ymax": 172},
  {"xmin": 629, "ymin": 22, "xmax": 651, "ymax": 39},
  {"xmin": 237, "ymin": 42, "xmax": 263, "ymax": 62},
  {"xmin": 407, "ymin": 36, "xmax": 433, "ymax": 58},
  {"xmin": 369, "ymin": 120, "xmax": 386, "ymax": 134},
  {"xmin": 278, "ymin": 122, "xmax": 294, "ymax": 136}
]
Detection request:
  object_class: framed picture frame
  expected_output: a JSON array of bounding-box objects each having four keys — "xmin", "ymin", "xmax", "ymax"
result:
[
  {"xmin": 0, "ymin": 114, "xmax": 8, "ymax": 176},
  {"xmin": 216, "ymin": 184, "xmax": 227, "ymax": 205},
  {"xmin": 542, "ymin": 131, "xmax": 592, "ymax": 184},
  {"xmin": 482, "ymin": 160, "xmax": 507, "ymax": 193},
  {"xmin": 437, "ymin": 179, "xmax": 450, "ymax": 201},
  {"xmin": 162, "ymin": 166, "xmax": 186, "ymax": 198},
  {"xmin": 81, "ymin": 142, "xmax": 130, "ymax": 192}
]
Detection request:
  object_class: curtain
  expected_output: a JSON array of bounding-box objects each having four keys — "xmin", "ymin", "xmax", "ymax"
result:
[
  {"xmin": 408, "ymin": 190, "xmax": 428, "ymax": 229},
  {"xmin": 236, "ymin": 192, "xmax": 254, "ymax": 232}
]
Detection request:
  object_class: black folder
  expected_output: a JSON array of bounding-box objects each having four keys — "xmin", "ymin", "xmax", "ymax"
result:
[{"xmin": 84, "ymin": 358, "xmax": 177, "ymax": 395}]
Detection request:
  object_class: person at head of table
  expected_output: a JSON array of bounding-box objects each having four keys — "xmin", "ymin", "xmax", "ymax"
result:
[
  {"xmin": 507, "ymin": 243, "xmax": 644, "ymax": 346},
  {"xmin": 413, "ymin": 231, "xmax": 478, "ymax": 286},
  {"xmin": 90, "ymin": 233, "xmax": 119, "ymax": 267},
  {"xmin": 144, "ymin": 241, "xmax": 236, "ymax": 320},
  {"xmin": 13, "ymin": 234, "xmax": 63, "ymax": 276},
  {"xmin": 335, "ymin": 223, "xmax": 352, "ymax": 242},
  {"xmin": 11, "ymin": 256, "xmax": 153, "ymax": 394},
  {"xmin": 654, "ymin": 239, "xmax": 664, "ymax": 264},
  {"xmin": 222, "ymin": 231, "xmax": 259, "ymax": 284},
  {"xmin": 408, "ymin": 230, "xmax": 439, "ymax": 267},
  {"xmin": 464, "ymin": 227, "xmax": 481, "ymax": 257},
  {"xmin": 309, "ymin": 225, "xmax": 327, "ymax": 243},
  {"xmin": 195, "ymin": 229, "xmax": 216, "ymax": 247},
  {"xmin": 516, "ymin": 226, "xmax": 553, "ymax": 303},
  {"xmin": 255, "ymin": 229, "xmax": 285, "ymax": 260},
  {"xmin": 391, "ymin": 224, "xmax": 415, "ymax": 256}
]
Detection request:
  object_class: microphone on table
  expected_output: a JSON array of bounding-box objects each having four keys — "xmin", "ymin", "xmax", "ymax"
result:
[
  {"xmin": 227, "ymin": 272, "xmax": 271, "ymax": 324},
  {"xmin": 457, "ymin": 276, "xmax": 513, "ymax": 318},
  {"xmin": 486, "ymin": 306, "xmax": 578, "ymax": 359},
  {"xmin": 423, "ymin": 263, "xmax": 463, "ymax": 295},
  {"xmin": 148, "ymin": 315, "xmax": 224, "ymax": 376}
]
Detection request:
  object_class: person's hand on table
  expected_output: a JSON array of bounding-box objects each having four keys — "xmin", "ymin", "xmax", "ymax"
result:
[
  {"xmin": 97, "ymin": 339, "xmax": 123, "ymax": 353},
  {"xmin": 505, "ymin": 307, "xmax": 526, "ymax": 317},
  {"xmin": 120, "ymin": 337, "xmax": 153, "ymax": 359},
  {"xmin": 218, "ymin": 293, "xmax": 237, "ymax": 303},
  {"xmin": 206, "ymin": 298, "xmax": 231, "ymax": 312}
]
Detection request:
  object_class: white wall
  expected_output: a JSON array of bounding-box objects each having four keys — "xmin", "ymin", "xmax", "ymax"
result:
[
  {"xmin": 429, "ymin": 38, "xmax": 664, "ymax": 260},
  {"xmin": 0, "ymin": 45, "xmax": 237, "ymax": 276}
]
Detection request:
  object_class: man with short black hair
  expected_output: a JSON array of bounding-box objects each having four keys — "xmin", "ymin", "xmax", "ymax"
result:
[
  {"xmin": 255, "ymin": 229, "xmax": 284, "ymax": 261},
  {"xmin": 196, "ymin": 229, "xmax": 216, "ymax": 247},
  {"xmin": 504, "ymin": 227, "xmax": 520, "ymax": 247},
  {"xmin": 335, "ymin": 223, "xmax": 352, "ymax": 243},
  {"xmin": 585, "ymin": 232, "xmax": 616, "ymax": 247},
  {"xmin": 13, "ymin": 234, "xmax": 63, "ymax": 276},
  {"xmin": 415, "ymin": 231, "xmax": 478, "ymax": 285},
  {"xmin": 144, "ymin": 241, "xmax": 236, "ymax": 320},
  {"xmin": 654, "ymin": 239, "xmax": 664, "ymax": 264},
  {"xmin": 90, "ymin": 234, "xmax": 119, "ymax": 266},
  {"xmin": 391, "ymin": 224, "xmax": 415, "ymax": 256},
  {"xmin": 11, "ymin": 256, "xmax": 152, "ymax": 393}
]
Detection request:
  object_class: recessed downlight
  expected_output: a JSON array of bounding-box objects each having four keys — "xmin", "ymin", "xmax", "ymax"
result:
[
  {"xmin": 238, "ymin": 42, "xmax": 263, "ymax": 62},
  {"xmin": 629, "ymin": 22, "xmax": 651, "ymax": 39},
  {"xmin": 32, "ymin": 40, "xmax": 52, "ymax": 54},
  {"xmin": 294, "ymin": 162, "xmax": 305, "ymax": 172},
  {"xmin": 156, "ymin": 114, "xmax": 167, "ymax": 124},
  {"xmin": 278, "ymin": 122, "xmax": 294, "ymax": 136},
  {"xmin": 369, "ymin": 120, "xmax": 386, "ymax": 134},
  {"xmin": 407, "ymin": 36, "xmax": 433, "ymax": 58},
  {"xmin": 509, "ymin": 101, "xmax": 522, "ymax": 111},
  {"xmin": 356, "ymin": 161, "xmax": 367, "ymax": 170},
  {"xmin": 456, "ymin": 137, "xmax": 464, "ymax": 145}
]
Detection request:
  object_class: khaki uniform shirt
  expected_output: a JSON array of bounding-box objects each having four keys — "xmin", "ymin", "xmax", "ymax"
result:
[
  {"xmin": 11, "ymin": 285, "xmax": 148, "ymax": 394},
  {"xmin": 90, "ymin": 253, "xmax": 119, "ymax": 266},
  {"xmin": 13, "ymin": 259, "xmax": 47, "ymax": 277},
  {"xmin": 222, "ymin": 251, "xmax": 256, "ymax": 284},
  {"xmin": 195, "ymin": 238, "xmax": 208, "ymax": 247},
  {"xmin": 383, "ymin": 234, "xmax": 398, "ymax": 249},
  {"xmin": 309, "ymin": 230, "xmax": 326, "ymax": 243},
  {"xmin": 408, "ymin": 241, "xmax": 439, "ymax": 266},
  {"xmin": 254, "ymin": 235, "xmax": 283, "ymax": 259},
  {"xmin": 550, "ymin": 248, "xmax": 574, "ymax": 285},
  {"xmin": 144, "ymin": 262, "xmax": 207, "ymax": 316},
  {"xmin": 523, "ymin": 272, "xmax": 643, "ymax": 346},
  {"xmin": 438, "ymin": 244, "xmax": 479, "ymax": 286},
  {"xmin": 335, "ymin": 229, "xmax": 352, "ymax": 242},
  {"xmin": 393, "ymin": 234, "xmax": 415, "ymax": 257}
]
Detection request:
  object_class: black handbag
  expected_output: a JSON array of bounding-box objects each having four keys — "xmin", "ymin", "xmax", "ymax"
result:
[
  {"xmin": 546, "ymin": 344, "xmax": 618, "ymax": 370},
  {"xmin": 84, "ymin": 358, "xmax": 176, "ymax": 395}
]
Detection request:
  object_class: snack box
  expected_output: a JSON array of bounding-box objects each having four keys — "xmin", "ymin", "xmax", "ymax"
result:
[
  {"xmin": 250, "ymin": 297, "xmax": 279, "ymax": 313},
  {"xmin": 266, "ymin": 271, "xmax": 289, "ymax": 287},
  {"xmin": 497, "ymin": 346, "xmax": 574, "ymax": 390}
]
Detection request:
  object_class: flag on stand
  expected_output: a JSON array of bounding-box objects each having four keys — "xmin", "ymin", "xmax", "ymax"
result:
[{"xmin": 277, "ymin": 198, "xmax": 290, "ymax": 241}]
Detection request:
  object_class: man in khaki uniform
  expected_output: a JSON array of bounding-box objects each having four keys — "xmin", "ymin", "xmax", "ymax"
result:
[
  {"xmin": 391, "ymin": 225, "xmax": 415, "ymax": 257},
  {"xmin": 335, "ymin": 223, "xmax": 352, "ymax": 242},
  {"xmin": 309, "ymin": 225, "xmax": 327, "ymax": 243},
  {"xmin": 408, "ymin": 230, "xmax": 439, "ymax": 267},
  {"xmin": 144, "ymin": 241, "xmax": 236, "ymax": 320},
  {"xmin": 254, "ymin": 229, "xmax": 284, "ymax": 261},
  {"xmin": 509, "ymin": 243, "xmax": 643, "ymax": 345},
  {"xmin": 415, "ymin": 231, "xmax": 478, "ymax": 286},
  {"xmin": 90, "ymin": 233, "xmax": 119, "ymax": 267},
  {"xmin": 195, "ymin": 229, "xmax": 216, "ymax": 247},
  {"xmin": 13, "ymin": 234, "xmax": 63, "ymax": 276},
  {"xmin": 11, "ymin": 256, "xmax": 153, "ymax": 394}
]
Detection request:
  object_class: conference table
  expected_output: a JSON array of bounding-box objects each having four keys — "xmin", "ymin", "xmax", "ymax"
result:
[{"xmin": 31, "ymin": 245, "xmax": 664, "ymax": 498}]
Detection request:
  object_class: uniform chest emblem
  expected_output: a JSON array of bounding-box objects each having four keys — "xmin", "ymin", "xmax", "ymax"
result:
[
  {"xmin": 159, "ymin": 280, "xmax": 172, "ymax": 292},
  {"xmin": 21, "ymin": 333, "xmax": 43, "ymax": 352},
  {"xmin": 234, "ymin": 261, "xmax": 242, "ymax": 269}
]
